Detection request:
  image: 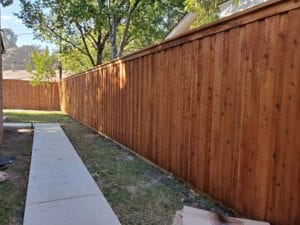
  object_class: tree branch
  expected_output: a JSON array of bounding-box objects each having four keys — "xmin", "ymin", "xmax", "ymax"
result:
[
  {"xmin": 117, "ymin": 0, "xmax": 140, "ymax": 57},
  {"xmin": 43, "ymin": 24, "xmax": 90, "ymax": 58},
  {"xmin": 75, "ymin": 22, "xmax": 96, "ymax": 66},
  {"xmin": 82, "ymin": 23, "xmax": 98, "ymax": 49},
  {"xmin": 76, "ymin": 56, "xmax": 89, "ymax": 69},
  {"xmin": 101, "ymin": 32, "xmax": 109, "ymax": 46}
]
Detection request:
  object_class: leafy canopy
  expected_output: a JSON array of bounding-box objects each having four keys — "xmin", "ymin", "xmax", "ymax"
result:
[
  {"xmin": 185, "ymin": 0, "xmax": 241, "ymax": 27},
  {"xmin": 17, "ymin": 0, "xmax": 226, "ymax": 74},
  {"xmin": 0, "ymin": 0, "xmax": 13, "ymax": 7},
  {"xmin": 17, "ymin": 0, "xmax": 185, "ymax": 70},
  {"xmin": 184, "ymin": 0, "xmax": 222, "ymax": 27}
]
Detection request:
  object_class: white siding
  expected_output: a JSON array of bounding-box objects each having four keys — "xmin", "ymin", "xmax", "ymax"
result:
[{"xmin": 218, "ymin": 0, "xmax": 267, "ymax": 18}]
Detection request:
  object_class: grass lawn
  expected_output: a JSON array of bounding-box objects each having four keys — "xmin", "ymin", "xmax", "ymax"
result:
[
  {"xmin": 0, "ymin": 125, "xmax": 33, "ymax": 225},
  {"xmin": 3, "ymin": 109, "xmax": 236, "ymax": 225}
]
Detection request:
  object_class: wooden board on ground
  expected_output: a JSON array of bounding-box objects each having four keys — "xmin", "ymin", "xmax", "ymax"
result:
[{"xmin": 173, "ymin": 207, "xmax": 270, "ymax": 225}]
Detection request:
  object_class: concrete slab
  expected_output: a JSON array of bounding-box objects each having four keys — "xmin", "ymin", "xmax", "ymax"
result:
[
  {"xmin": 26, "ymin": 164, "xmax": 99, "ymax": 204},
  {"xmin": 24, "ymin": 123, "xmax": 121, "ymax": 225},
  {"xmin": 4, "ymin": 122, "xmax": 32, "ymax": 127}
]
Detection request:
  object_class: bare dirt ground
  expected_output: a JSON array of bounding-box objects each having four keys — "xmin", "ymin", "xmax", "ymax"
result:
[{"xmin": 0, "ymin": 127, "xmax": 33, "ymax": 225}]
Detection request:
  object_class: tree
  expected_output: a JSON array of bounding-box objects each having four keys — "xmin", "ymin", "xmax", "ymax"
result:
[
  {"xmin": 3, "ymin": 45, "xmax": 41, "ymax": 70},
  {"xmin": 60, "ymin": 45, "xmax": 94, "ymax": 74},
  {"xmin": 17, "ymin": 0, "xmax": 111, "ymax": 66},
  {"xmin": 17, "ymin": 0, "xmax": 222, "ymax": 75},
  {"xmin": 107, "ymin": 0, "xmax": 185, "ymax": 58},
  {"xmin": 2, "ymin": 28, "xmax": 17, "ymax": 49},
  {"xmin": 122, "ymin": 0, "xmax": 185, "ymax": 55},
  {"xmin": 1, "ymin": 29, "xmax": 43, "ymax": 71},
  {"xmin": 106, "ymin": 0, "xmax": 142, "ymax": 59},
  {"xmin": 0, "ymin": 0, "xmax": 14, "ymax": 144},
  {"xmin": 184, "ymin": 0, "xmax": 220, "ymax": 27},
  {"xmin": 184, "ymin": 0, "xmax": 240, "ymax": 27},
  {"xmin": 27, "ymin": 49, "xmax": 57, "ymax": 86},
  {"xmin": 0, "ymin": 0, "xmax": 13, "ymax": 7},
  {"xmin": 17, "ymin": 0, "xmax": 185, "ymax": 67}
]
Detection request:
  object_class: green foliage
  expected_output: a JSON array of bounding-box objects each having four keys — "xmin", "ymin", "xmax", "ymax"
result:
[
  {"xmin": 121, "ymin": 0, "xmax": 185, "ymax": 54},
  {"xmin": 27, "ymin": 49, "xmax": 57, "ymax": 86},
  {"xmin": 184, "ymin": 0, "xmax": 220, "ymax": 27},
  {"xmin": 17, "ymin": 0, "xmax": 234, "ymax": 74},
  {"xmin": 17, "ymin": 0, "xmax": 185, "ymax": 72},
  {"xmin": 105, "ymin": 0, "xmax": 185, "ymax": 58},
  {"xmin": 60, "ymin": 47, "xmax": 93, "ymax": 74},
  {"xmin": 0, "ymin": 0, "xmax": 13, "ymax": 7},
  {"xmin": 184, "ymin": 0, "xmax": 241, "ymax": 28}
]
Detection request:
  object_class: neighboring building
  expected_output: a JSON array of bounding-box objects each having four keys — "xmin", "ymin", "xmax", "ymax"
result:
[
  {"xmin": 3, "ymin": 70, "xmax": 70, "ymax": 81},
  {"xmin": 218, "ymin": 0, "xmax": 267, "ymax": 18},
  {"xmin": 165, "ymin": 0, "xmax": 268, "ymax": 40},
  {"xmin": 165, "ymin": 13, "xmax": 198, "ymax": 40}
]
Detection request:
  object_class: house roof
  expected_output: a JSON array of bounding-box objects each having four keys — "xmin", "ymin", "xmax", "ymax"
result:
[
  {"xmin": 3, "ymin": 70, "xmax": 70, "ymax": 81},
  {"xmin": 165, "ymin": 0, "xmax": 267, "ymax": 40}
]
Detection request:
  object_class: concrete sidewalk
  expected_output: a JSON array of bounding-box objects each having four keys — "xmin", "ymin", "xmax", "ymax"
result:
[
  {"xmin": 3, "ymin": 122, "xmax": 32, "ymax": 127},
  {"xmin": 23, "ymin": 123, "xmax": 121, "ymax": 225}
]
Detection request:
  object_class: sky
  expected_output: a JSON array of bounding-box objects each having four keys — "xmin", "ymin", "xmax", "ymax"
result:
[{"xmin": 1, "ymin": 0, "xmax": 55, "ymax": 50}]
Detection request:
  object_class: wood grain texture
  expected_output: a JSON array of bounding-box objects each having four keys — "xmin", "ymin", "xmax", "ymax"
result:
[
  {"xmin": 3, "ymin": 80, "xmax": 60, "ymax": 110},
  {"xmin": 43, "ymin": 1, "xmax": 300, "ymax": 225}
]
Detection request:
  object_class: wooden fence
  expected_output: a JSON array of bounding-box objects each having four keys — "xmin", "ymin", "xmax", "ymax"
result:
[
  {"xmin": 3, "ymin": 79, "xmax": 60, "ymax": 110},
  {"xmin": 34, "ymin": 0, "xmax": 299, "ymax": 224}
]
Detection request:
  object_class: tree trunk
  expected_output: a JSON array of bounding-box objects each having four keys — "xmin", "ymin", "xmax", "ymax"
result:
[
  {"xmin": 96, "ymin": 49, "xmax": 102, "ymax": 65},
  {"xmin": 109, "ymin": 17, "xmax": 117, "ymax": 60},
  {"xmin": 117, "ymin": 0, "xmax": 140, "ymax": 58},
  {"xmin": 96, "ymin": 33, "xmax": 104, "ymax": 65}
]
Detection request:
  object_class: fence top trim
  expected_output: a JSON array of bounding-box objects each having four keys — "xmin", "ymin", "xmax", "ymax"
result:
[
  {"xmin": 3, "ymin": 79, "xmax": 58, "ymax": 84},
  {"xmin": 63, "ymin": 0, "xmax": 298, "ymax": 81}
]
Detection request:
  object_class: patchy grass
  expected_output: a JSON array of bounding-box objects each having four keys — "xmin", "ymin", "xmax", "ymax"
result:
[
  {"xmin": 4, "ymin": 110, "xmax": 69, "ymax": 124},
  {"xmin": 0, "ymin": 126, "xmax": 33, "ymax": 225},
  {"xmin": 4, "ymin": 110, "xmax": 236, "ymax": 225}
]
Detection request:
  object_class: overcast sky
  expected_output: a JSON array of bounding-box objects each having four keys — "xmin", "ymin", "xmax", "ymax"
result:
[{"xmin": 1, "ymin": 0, "xmax": 55, "ymax": 50}]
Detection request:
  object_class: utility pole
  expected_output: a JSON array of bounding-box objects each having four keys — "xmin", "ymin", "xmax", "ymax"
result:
[
  {"xmin": 58, "ymin": 10, "xmax": 62, "ymax": 81},
  {"xmin": 58, "ymin": 40, "xmax": 62, "ymax": 80}
]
